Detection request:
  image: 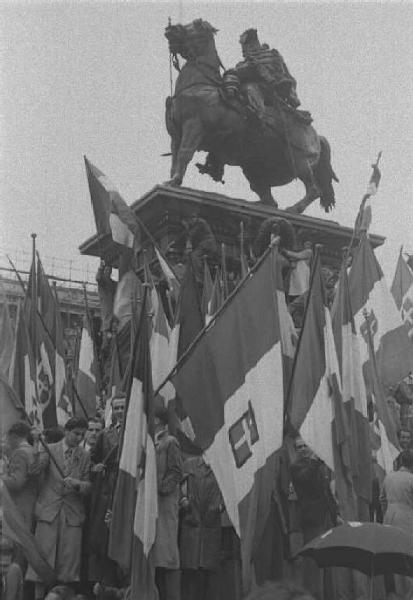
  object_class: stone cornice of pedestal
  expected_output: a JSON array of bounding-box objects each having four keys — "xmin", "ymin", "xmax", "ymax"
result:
[{"xmin": 79, "ymin": 184, "xmax": 385, "ymax": 267}]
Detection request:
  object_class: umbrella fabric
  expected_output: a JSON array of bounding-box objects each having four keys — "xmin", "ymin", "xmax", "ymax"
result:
[{"xmin": 299, "ymin": 522, "xmax": 413, "ymax": 576}]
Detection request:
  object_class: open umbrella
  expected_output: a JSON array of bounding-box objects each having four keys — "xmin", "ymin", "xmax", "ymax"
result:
[{"xmin": 298, "ymin": 521, "xmax": 413, "ymax": 599}]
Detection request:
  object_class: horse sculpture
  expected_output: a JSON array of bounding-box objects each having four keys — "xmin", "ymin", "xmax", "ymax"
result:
[{"xmin": 164, "ymin": 19, "xmax": 338, "ymax": 213}]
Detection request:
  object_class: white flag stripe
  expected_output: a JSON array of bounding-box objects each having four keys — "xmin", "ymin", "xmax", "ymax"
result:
[
  {"xmin": 341, "ymin": 323, "xmax": 368, "ymax": 416},
  {"xmin": 155, "ymin": 247, "xmax": 175, "ymax": 281},
  {"xmin": 24, "ymin": 355, "xmax": 40, "ymax": 427},
  {"xmin": 78, "ymin": 328, "xmax": 95, "ymax": 382},
  {"xmin": 401, "ymin": 285, "xmax": 413, "ymax": 339},
  {"xmin": 376, "ymin": 419, "xmax": 399, "ymax": 473},
  {"xmin": 98, "ymin": 174, "xmax": 118, "ymax": 193},
  {"xmin": 276, "ymin": 290, "xmax": 297, "ymax": 359},
  {"xmin": 133, "ymin": 435, "xmax": 158, "ymax": 556},
  {"xmin": 204, "ymin": 342, "xmax": 284, "ymax": 535},
  {"xmin": 299, "ymin": 309, "xmax": 340, "ymax": 471},
  {"xmin": 109, "ymin": 212, "xmax": 134, "ymax": 248},
  {"xmin": 119, "ymin": 378, "xmax": 146, "ymax": 476},
  {"xmin": 353, "ymin": 277, "xmax": 405, "ymax": 363}
]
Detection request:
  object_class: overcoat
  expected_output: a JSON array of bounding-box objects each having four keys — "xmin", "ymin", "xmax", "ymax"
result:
[
  {"xmin": 2, "ymin": 442, "xmax": 39, "ymax": 529},
  {"xmin": 153, "ymin": 430, "xmax": 182, "ymax": 569},
  {"xmin": 88, "ymin": 426, "xmax": 120, "ymax": 553},
  {"xmin": 179, "ymin": 456, "xmax": 222, "ymax": 571},
  {"xmin": 381, "ymin": 468, "xmax": 413, "ymax": 598}
]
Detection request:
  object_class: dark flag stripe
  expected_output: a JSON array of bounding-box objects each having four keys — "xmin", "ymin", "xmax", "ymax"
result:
[{"xmin": 289, "ymin": 261, "xmax": 326, "ymax": 429}]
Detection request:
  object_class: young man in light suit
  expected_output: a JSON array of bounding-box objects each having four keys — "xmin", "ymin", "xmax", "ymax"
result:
[{"xmin": 27, "ymin": 417, "xmax": 91, "ymax": 597}]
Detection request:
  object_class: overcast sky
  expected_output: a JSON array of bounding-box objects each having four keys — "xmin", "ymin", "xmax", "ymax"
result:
[{"xmin": 1, "ymin": 1, "xmax": 412, "ymax": 283}]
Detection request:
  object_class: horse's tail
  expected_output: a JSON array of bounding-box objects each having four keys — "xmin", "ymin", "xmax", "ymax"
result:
[{"xmin": 314, "ymin": 135, "xmax": 339, "ymax": 213}]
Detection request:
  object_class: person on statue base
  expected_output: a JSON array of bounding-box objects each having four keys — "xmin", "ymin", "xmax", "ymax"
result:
[
  {"xmin": 285, "ymin": 241, "xmax": 313, "ymax": 301},
  {"xmin": 152, "ymin": 407, "xmax": 183, "ymax": 600},
  {"xmin": 290, "ymin": 437, "xmax": 340, "ymax": 600},
  {"xmin": 179, "ymin": 455, "xmax": 223, "ymax": 600},
  {"xmin": 88, "ymin": 394, "xmax": 125, "ymax": 586},
  {"xmin": 26, "ymin": 417, "xmax": 91, "ymax": 599},
  {"xmin": 183, "ymin": 214, "xmax": 217, "ymax": 284}
]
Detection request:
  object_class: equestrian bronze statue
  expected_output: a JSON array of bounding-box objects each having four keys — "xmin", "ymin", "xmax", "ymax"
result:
[{"xmin": 164, "ymin": 19, "xmax": 338, "ymax": 212}]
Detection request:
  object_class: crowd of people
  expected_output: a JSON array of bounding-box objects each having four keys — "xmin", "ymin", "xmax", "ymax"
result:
[
  {"xmin": 5, "ymin": 395, "xmax": 413, "ymax": 600},
  {"xmin": 1, "ymin": 385, "xmax": 350, "ymax": 600},
  {"xmin": 2, "ymin": 216, "xmax": 413, "ymax": 600}
]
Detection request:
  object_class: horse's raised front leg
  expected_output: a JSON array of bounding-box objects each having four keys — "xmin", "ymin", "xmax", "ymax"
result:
[
  {"xmin": 164, "ymin": 118, "xmax": 204, "ymax": 187},
  {"xmin": 286, "ymin": 158, "xmax": 320, "ymax": 214}
]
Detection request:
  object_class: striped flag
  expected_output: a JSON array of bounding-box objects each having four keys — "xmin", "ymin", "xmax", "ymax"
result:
[
  {"xmin": 10, "ymin": 302, "xmax": 41, "ymax": 427},
  {"xmin": 36, "ymin": 259, "xmax": 72, "ymax": 425},
  {"xmin": 109, "ymin": 305, "xmax": 158, "ymax": 600},
  {"xmin": 332, "ymin": 262, "xmax": 373, "ymax": 519},
  {"xmin": 75, "ymin": 312, "xmax": 98, "ymax": 418},
  {"xmin": 274, "ymin": 255, "xmax": 298, "ymax": 396},
  {"xmin": 363, "ymin": 309, "xmax": 400, "ymax": 474},
  {"xmin": 145, "ymin": 262, "xmax": 175, "ymax": 407},
  {"xmin": 289, "ymin": 254, "xmax": 355, "ymax": 517},
  {"xmin": 355, "ymin": 158, "xmax": 381, "ymax": 234},
  {"xmin": 154, "ymin": 246, "xmax": 180, "ymax": 305},
  {"xmin": 390, "ymin": 248, "xmax": 413, "ymax": 341},
  {"xmin": 172, "ymin": 246, "xmax": 285, "ymax": 590},
  {"xmin": 349, "ymin": 235, "xmax": 413, "ymax": 389},
  {"xmin": 0, "ymin": 292, "xmax": 15, "ymax": 378},
  {"xmin": 84, "ymin": 156, "xmax": 140, "ymax": 248}
]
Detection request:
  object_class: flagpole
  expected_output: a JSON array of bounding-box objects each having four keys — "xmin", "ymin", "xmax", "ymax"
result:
[
  {"xmin": 5, "ymin": 255, "xmax": 26, "ymax": 293},
  {"xmin": 9, "ymin": 375, "xmax": 66, "ymax": 479},
  {"xmin": 152, "ymin": 240, "xmax": 279, "ymax": 399},
  {"xmin": 133, "ymin": 212, "xmax": 182, "ymax": 283},
  {"xmin": 285, "ymin": 244, "xmax": 323, "ymax": 419},
  {"xmin": 29, "ymin": 234, "xmax": 43, "ymax": 421},
  {"xmin": 348, "ymin": 151, "xmax": 382, "ymax": 253},
  {"xmin": 221, "ymin": 243, "xmax": 229, "ymax": 299}
]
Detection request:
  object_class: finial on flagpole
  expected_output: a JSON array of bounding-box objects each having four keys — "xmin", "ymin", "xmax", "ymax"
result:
[{"xmin": 373, "ymin": 151, "xmax": 382, "ymax": 168}]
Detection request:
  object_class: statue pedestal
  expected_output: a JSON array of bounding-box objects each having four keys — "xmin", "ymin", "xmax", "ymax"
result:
[{"xmin": 79, "ymin": 183, "xmax": 384, "ymax": 277}]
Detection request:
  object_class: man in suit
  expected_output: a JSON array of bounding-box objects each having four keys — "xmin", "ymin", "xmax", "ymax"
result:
[
  {"xmin": 27, "ymin": 417, "xmax": 90, "ymax": 597},
  {"xmin": 82, "ymin": 418, "xmax": 104, "ymax": 454},
  {"xmin": 153, "ymin": 407, "xmax": 182, "ymax": 600}
]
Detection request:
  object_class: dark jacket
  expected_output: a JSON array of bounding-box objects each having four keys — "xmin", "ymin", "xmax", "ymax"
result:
[
  {"xmin": 3, "ymin": 442, "xmax": 40, "ymax": 529},
  {"xmin": 180, "ymin": 456, "xmax": 223, "ymax": 570},
  {"xmin": 88, "ymin": 426, "xmax": 120, "ymax": 552},
  {"xmin": 290, "ymin": 456, "xmax": 338, "ymax": 542}
]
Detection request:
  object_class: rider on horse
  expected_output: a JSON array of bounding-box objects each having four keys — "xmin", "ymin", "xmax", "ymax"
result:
[{"xmin": 234, "ymin": 28, "xmax": 301, "ymax": 117}]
